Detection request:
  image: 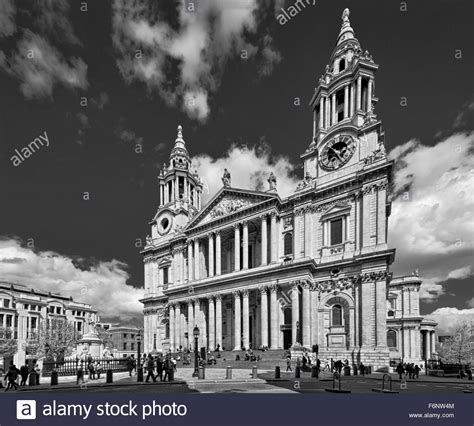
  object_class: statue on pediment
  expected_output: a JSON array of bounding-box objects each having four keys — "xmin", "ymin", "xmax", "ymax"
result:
[
  {"xmin": 267, "ymin": 171, "xmax": 277, "ymax": 190},
  {"xmin": 222, "ymin": 168, "xmax": 231, "ymax": 187}
]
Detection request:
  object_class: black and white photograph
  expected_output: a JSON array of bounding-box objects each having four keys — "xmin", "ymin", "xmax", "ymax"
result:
[{"xmin": 0, "ymin": 1, "xmax": 472, "ymax": 425}]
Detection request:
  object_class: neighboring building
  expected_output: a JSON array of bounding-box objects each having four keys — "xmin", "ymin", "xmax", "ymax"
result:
[
  {"xmin": 0, "ymin": 281, "xmax": 99, "ymax": 368},
  {"xmin": 140, "ymin": 9, "xmax": 436, "ymax": 369},
  {"xmin": 108, "ymin": 326, "xmax": 142, "ymax": 358}
]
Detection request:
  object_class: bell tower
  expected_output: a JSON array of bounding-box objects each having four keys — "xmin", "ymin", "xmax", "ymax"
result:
[
  {"xmin": 151, "ymin": 125, "xmax": 203, "ymax": 244},
  {"xmin": 302, "ymin": 8, "xmax": 387, "ymax": 186}
]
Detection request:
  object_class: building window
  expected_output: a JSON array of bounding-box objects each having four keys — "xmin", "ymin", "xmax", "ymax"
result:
[
  {"xmin": 332, "ymin": 304, "xmax": 342, "ymax": 326},
  {"xmin": 31, "ymin": 317, "xmax": 37, "ymax": 329},
  {"xmin": 387, "ymin": 330, "xmax": 397, "ymax": 348},
  {"xmin": 163, "ymin": 267, "xmax": 169, "ymax": 284},
  {"xmin": 339, "ymin": 58, "xmax": 346, "ymax": 71},
  {"xmin": 3, "ymin": 299, "xmax": 10, "ymax": 308},
  {"xmin": 131, "ymin": 343, "xmax": 135, "ymax": 351},
  {"xmin": 6, "ymin": 315, "xmax": 12, "ymax": 327},
  {"xmin": 123, "ymin": 333, "xmax": 128, "ymax": 339},
  {"xmin": 77, "ymin": 322, "xmax": 82, "ymax": 331},
  {"xmin": 330, "ymin": 218, "xmax": 343, "ymax": 245},
  {"xmin": 284, "ymin": 233, "xmax": 293, "ymax": 256},
  {"xmin": 123, "ymin": 343, "xmax": 127, "ymax": 351}
]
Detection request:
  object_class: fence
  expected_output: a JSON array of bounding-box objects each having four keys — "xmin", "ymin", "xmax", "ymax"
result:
[{"xmin": 41, "ymin": 358, "xmax": 128, "ymax": 377}]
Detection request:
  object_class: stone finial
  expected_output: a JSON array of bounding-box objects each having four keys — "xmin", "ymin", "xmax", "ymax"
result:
[
  {"xmin": 177, "ymin": 125, "xmax": 183, "ymax": 140},
  {"xmin": 342, "ymin": 8, "xmax": 350, "ymax": 22}
]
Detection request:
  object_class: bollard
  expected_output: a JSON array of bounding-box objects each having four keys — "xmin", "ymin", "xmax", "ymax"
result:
[
  {"xmin": 28, "ymin": 372, "xmax": 37, "ymax": 386},
  {"xmin": 275, "ymin": 366, "xmax": 280, "ymax": 379},
  {"xmin": 169, "ymin": 369, "xmax": 175, "ymax": 382},
  {"xmin": 353, "ymin": 366, "xmax": 358, "ymax": 376},
  {"xmin": 76, "ymin": 368, "xmax": 84, "ymax": 385},
  {"xmin": 51, "ymin": 371, "xmax": 58, "ymax": 386},
  {"xmin": 106, "ymin": 369, "xmax": 113, "ymax": 384},
  {"xmin": 226, "ymin": 366, "xmax": 232, "ymax": 379},
  {"xmin": 137, "ymin": 367, "xmax": 144, "ymax": 382},
  {"xmin": 252, "ymin": 365, "xmax": 258, "ymax": 379},
  {"xmin": 295, "ymin": 366, "xmax": 301, "ymax": 378},
  {"xmin": 311, "ymin": 365, "xmax": 319, "ymax": 378},
  {"xmin": 198, "ymin": 366, "xmax": 205, "ymax": 380},
  {"xmin": 344, "ymin": 366, "xmax": 351, "ymax": 376}
]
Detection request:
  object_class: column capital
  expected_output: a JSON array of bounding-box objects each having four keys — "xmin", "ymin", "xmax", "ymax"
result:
[
  {"xmin": 232, "ymin": 222, "xmax": 240, "ymax": 230},
  {"xmin": 259, "ymin": 213, "xmax": 268, "ymax": 221},
  {"xmin": 242, "ymin": 289, "xmax": 249, "ymax": 297},
  {"xmin": 269, "ymin": 284, "xmax": 278, "ymax": 293},
  {"xmin": 233, "ymin": 289, "xmax": 241, "ymax": 298},
  {"xmin": 270, "ymin": 211, "xmax": 278, "ymax": 218},
  {"xmin": 259, "ymin": 286, "xmax": 268, "ymax": 295},
  {"xmin": 215, "ymin": 293, "xmax": 223, "ymax": 301},
  {"xmin": 207, "ymin": 295, "xmax": 215, "ymax": 303},
  {"xmin": 215, "ymin": 229, "xmax": 221, "ymax": 237},
  {"xmin": 207, "ymin": 232, "xmax": 214, "ymax": 240},
  {"xmin": 241, "ymin": 219, "xmax": 248, "ymax": 226}
]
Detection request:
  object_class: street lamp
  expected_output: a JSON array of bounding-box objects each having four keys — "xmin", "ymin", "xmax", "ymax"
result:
[
  {"xmin": 192, "ymin": 325, "xmax": 200, "ymax": 378},
  {"xmin": 136, "ymin": 332, "xmax": 143, "ymax": 382}
]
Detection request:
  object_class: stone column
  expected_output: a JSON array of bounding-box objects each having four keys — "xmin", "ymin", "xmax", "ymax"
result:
[
  {"xmin": 208, "ymin": 233, "xmax": 214, "ymax": 277},
  {"xmin": 325, "ymin": 96, "xmax": 330, "ymax": 128},
  {"xmin": 175, "ymin": 176, "xmax": 180, "ymax": 200},
  {"xmin": 361, "ymin": 282, "xmax": 373, "ymax": 347},
  {"xmin": 233, "ymin": 291, "xmax": 241, "ymax": 350},
  {"xmin": 356, "ymin": 76, "xmax": 362, "ymax": 110},
  {"xmin": 350, "ymin": 83, "xmax": 355, "ymax": 117},
  {"xmin": 260, "ymin": 287, "xmax": 269, "ymax": 348},
  {"xmin": 160, "ymin": 184, "xmax": 164, "ymax": 206},
  {"xmin": 367, "ymin": 78, "xmax": 373, "ymax": 112},
  {"xmin": 344, "ymin": 84, "xmax": 349, "ymax": 119},
  {"xmin": 242, "ymin": 221, "xmax": 249, "ymax": 269},
  {"xmin": 208, "ymin": 297, "xmax": 215, "ymax": 350},
  {"xmin": 175, "ymin": 304, "xmax": 181, "ymax": 349},
  {"xmin": 215, "ymin": 231, "xmax": 222, "ymax": 275},
  {"xmin": 194, "ymin": 238, "xmax": 200, "ymax": 280},
  {"xmin": 376, "ymin": 279, "xmax": 387, "ymax": 347},
  {"xmin": 180, "ymin": 249, "xmax": 185, "ymax": 283},
  {"xmin": 270, "ymin": 212, "xmax": 278, "ymax": 263},
  {"xmin": 169, "ymin": 304, "xmax": 175, "ymax": 351},
  {"xmin": 187, "ymin": 301, "xmax": 194, "ymax": 350},
  {"xmin": 164, "ymin": 183, "xmax": 169, "ymax": 204},
  {"xmin": 261, "ymin": 215, "xmax": 268, "ymax": 266},
  {"xmin": 171, "ymin": 180, "xmax": 175, "ymax": 202},
  {"xmin": 270, "ymin": 285, "xmax": 279, "ymax": 349},
  {"xmin": 187, "ymin": 241, "xmax": 193, "ymax": 281},
  {"xmin": 184, "ymin": 177, "xmax": 188, "ymax": 201},
  {"xmin": 291, "ymin": 283, "xmax": 299, "ymax": 344},
  {"xmin": 319, "ymin": 97, "xmax": 324, "ymax": 130},
  {"xmin": 431, "ymin": 331, "xmax": 436, "ymax": 356},
  {"xmin": 331, "ymin": 93, "xmax": 336, "ymax": 125},
  {"xmin": 215, "ymin": 294, "xmax": 222, "ymax": 350},
  {"xmin": 302, "ymin": 283, "xmax": 310, "ymax": 347},
  {"xmin": 242, "ymin": 290, "xmax": 249, "ymax": 349},
  {"xmin": 234, "ymin": 223, "xmax": 240, "ymax": 272}
]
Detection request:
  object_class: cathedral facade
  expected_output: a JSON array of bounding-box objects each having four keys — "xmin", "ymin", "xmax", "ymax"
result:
[{"xmin": 140, "ymin": 9, "xmax": 436, "ymax": 369}]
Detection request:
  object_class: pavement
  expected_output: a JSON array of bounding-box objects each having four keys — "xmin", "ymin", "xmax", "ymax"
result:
[{"xmin": 3, "ymin": 368, "xmax": 472, "ymax": 394}]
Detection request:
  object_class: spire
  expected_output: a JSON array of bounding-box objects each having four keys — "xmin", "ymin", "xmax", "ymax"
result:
[
  {"xmin": 169, "ymin": 124, "xmax": 190, "ymax": 167},
  {"xmin": 336, "ymin": 8, "xmax": 355, "ymax": 46},
  {"xmin": 173, "ymin": 124, "xmax": 186, "ymax": 151}
]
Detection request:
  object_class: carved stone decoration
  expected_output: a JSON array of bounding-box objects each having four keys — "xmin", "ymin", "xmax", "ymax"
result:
[
  {"xmin": 145, "ymin": 234, "xmax": 153, "ymax": 246},
  {"xmin": 222, "ymin": 168, "xmax": 231, "ymax": 187},
  {"xmin": 208, "ymin": 198, "xmax": 254, "ymax": 220},
  {"xmin": 259, "ymin": 286, "xmax": 268, "ymax": 295},
  {"xmin": 267, "ymin": 171, "xmax": 277, "ymax": 190},
  {"xmin": 283, "ymin": 216, "xmax": 293, "ymax": 229},
  {"xmin": 296, "ymin": 172, "xmax": 313, "ymax": 191}
]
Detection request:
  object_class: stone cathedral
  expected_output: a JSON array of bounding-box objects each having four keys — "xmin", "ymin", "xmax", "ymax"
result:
[{"xmin": 140, "ymin": 9, "xmax": 436, "ymax": 369}]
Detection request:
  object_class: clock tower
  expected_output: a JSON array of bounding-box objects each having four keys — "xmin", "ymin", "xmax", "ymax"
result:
[{"xmin": 303, "ymin": 8, "xmax": 386, "ymax": 186}]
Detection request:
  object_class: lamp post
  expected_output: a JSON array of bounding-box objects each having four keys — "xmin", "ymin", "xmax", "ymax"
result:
[
  {"xmin": 192, "ymin": 325, "xmax": 200, "ymax": 378},
  {"xmin": 136, "ymin": 332, "xmax": 143, "ymax": 382}
]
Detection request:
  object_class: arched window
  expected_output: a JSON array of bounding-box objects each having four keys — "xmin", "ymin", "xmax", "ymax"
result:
[
  {"xmin": 284, "ymin": 233, "xmax": 293, "ymax": 255},
  {"xmin": 332, "ymin": 304, "xmax": 342, "ymax": 326},
  {"xmin": 339, "ymin": 58, "xmax": 346, "ymax": 71},
  {"xmin": 387, "ymin": 330, "xmax": 397, "ymax": 348}
]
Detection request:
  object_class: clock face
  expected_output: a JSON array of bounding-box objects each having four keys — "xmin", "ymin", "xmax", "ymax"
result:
[
  {"xmin": 157, "ymin": 213, "xmax": 173, "ymax": 235},
  {"xmin": 320, "ymin": 135, "xmax": 356, "ymax": 170}
]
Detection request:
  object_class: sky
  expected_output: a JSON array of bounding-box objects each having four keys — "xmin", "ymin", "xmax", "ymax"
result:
[{"xmin": 0, "ymin": 0, "xmax": 472, "ymax": 334}]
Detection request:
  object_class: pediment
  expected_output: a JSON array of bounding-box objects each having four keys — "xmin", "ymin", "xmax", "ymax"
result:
[
  {"xmin": 320, "ymin": 202, "xmax": 352, "ymax": 220},
  {"xmin": 187, "ymin": 188, "xmax": 278, "ymax": 229}
]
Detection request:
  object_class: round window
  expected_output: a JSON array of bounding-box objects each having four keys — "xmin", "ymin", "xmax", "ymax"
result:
[{"xmin": 161, "ymin": 217, "xmax": 169, "ymax": 230}]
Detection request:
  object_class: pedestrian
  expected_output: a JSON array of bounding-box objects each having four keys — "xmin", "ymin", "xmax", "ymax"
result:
[
  {"xmin": 414, "ymin": 364, "xmax": 420, "ymax": 379},
  {"xmin": 286, "ymin": 356, "xmax": 292, "ymax": 372},
  {"xmin": 316, "ymin": 358, "xmax": 321, "ymax": 375},
  {"xmin": 4, "ymin": 364, "xmax": 20, "ymax": 392},
  {"xmin": 156, "ymin": 357, "xmax": 164, "ymax": 381},
  {"xmin": 19, "ymin": 364, "xmax": 29, "ymax": 386},
  {"xmin": 94, "ymin": 361, "xmax": 102, "ymax": 380},
  {"xmin": 33, "ymin": 363, "xmax": 41, "ymax": 385},
  {"xmin": 302, "ymin": 354, "xmax": 307, "ymax": 370},
  {"xmin": 396, "ymin": 362, "xmax": 404, "ymax": 380},
  {"xmin": 163, "ymin": 357, "xmax": 171, "ymax": 381},
  {"xmin": 359, "ymin": 362, "xmax": 366, "ymax": 376},
  {"xmin": 466, "ymin": 366, "xmax": 472, "ymax": 380},
  {"xmin": 145, "ymin": 355, "xmax": 156, "ymax": 383},
  {"xmin": 88, "ymin": 360, "xmax": 95, "ymax": 380},
  {"xmin": 126, "ymin": 355, "xmax": 134, "ymax": 376}
]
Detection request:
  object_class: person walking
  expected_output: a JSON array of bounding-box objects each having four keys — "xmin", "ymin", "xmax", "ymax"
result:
[
  {"xmin": 4, "ymin": 364, "xmax": 20, "ymax": 392},
  {"xmin": 33, "ymin": 363, "xmax": 41, "ymax": 385},
  {"xmin": 156, "ymin": 357, "xmax": 164, "ymax": 381},
  {"xmin": 414, "ymin": 364, "xmax": 420, "ymax": 379},
  {"xmin": 286, "ymin": 356, "xmax": 292, "ymax": 372},
  {"xmin": 88, "ymin": 360, "xmax": 95, "ymax": 380},
  {"xmin": 145, "ymin": 355, "xmax": 156, "ymax": 383},
  {"xmin": 396, "ymin": 362, "xmax": 404, "ymax": 380},
  {"xmin": 19, "ymin": 364, "xmax": 29, "ymax": 386}
]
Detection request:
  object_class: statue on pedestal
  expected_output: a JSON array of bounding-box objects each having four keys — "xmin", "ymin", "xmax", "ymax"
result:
[{"xmin": 222, "ymin": 168, "xmax": 231, "ymax": 187}]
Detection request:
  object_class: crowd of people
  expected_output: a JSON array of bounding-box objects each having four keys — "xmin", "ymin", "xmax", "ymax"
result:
[
  {"xmin": 125, "ymin": 352, "xmax": 177, "ymax": 382},
  {"xmin": 3, "ymin": 362, "xmax": 41, "ymax": 392},
  {"xmin": 395, "ymin": 362, "xmax": 422, "ymax": 379}
]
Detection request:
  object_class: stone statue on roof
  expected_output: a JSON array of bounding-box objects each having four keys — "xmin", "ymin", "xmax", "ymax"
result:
[{"xmin": 222, "ymin": 168, "xmax": 231, "ymax": 187}]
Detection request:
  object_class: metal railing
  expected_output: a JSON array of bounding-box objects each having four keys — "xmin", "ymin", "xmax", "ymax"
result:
[{"xmin": 41, "ymin": 358, "xmax": 128, "ymax": 377}]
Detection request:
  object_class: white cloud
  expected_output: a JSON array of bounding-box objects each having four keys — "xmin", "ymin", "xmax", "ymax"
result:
[
  {"xmin": 0, "ymin": 238, "xmax": 143, "ymax": 322},
  {"xmin": 112, "ymin": 0, "xmax": 281, "ymax": 122},
  {"xmin": 388, "ymin": 132, "xmax": 474, "ymax": 301},
  {"xmin": 425, "ymin": 307, "xmax": 474, "ymax": 336},
  {"xmin": 192, "ymin": 142, "xmax": 299, "ymax": 202}
]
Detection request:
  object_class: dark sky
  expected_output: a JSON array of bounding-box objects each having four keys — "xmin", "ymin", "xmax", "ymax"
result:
[{"xmin": 0, "ymin": 0, "xmax": 472, "ymax": 320}]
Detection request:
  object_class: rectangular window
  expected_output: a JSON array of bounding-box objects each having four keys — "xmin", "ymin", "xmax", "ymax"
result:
[
  {"xmin": 77, "ymin": 322, "xmax": 82, "ymax": 331},
  {"xmin": 31, "ymin": 317, "xmax": 37, "ymax": 329},
  {"xmin": 163, "ymin": 267, "xmax": 169, "ymax": 284},
  {"xmin": 123, "ymin": 333, "xmax": 128, "ymax": 339},
  {"xmin": 123, "ymin": 342, "xmax": 127, "ymax": 350},
  {"xmin": 6, "ymin": 315, "xmax": 12, "ymax": 327},
  {"xmin": 24, "ymin": 304, "xmax": 29, "ymax": 310},
  {"xmin": 56, "ymin": 307, "xmax": 61, "ymax": 314},
  {"xmin": 330, "ymin": 218, "xmax": 343, "ymax": 245},
  {"xmin": 3, "ymin": 299, "xmax": 10, "ymax": 308},
  {"xmin": 131, "ymin": 343, "xmax": 135, "ymax": 351}
]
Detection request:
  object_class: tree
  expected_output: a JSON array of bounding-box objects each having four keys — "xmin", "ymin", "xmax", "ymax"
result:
[
  {"xmin": 23, "ymin": 320, "xmax": 78, "ymax": 362},
  {"xmin": 438, "ymin": 321, "xmax": 472, "ymax": 365},
  {"xmin": 0, "ymin": 326, "xmax": 18, "ymax": 359},
  {"xmin": 96, "ymin": 326, "xmax": 115, "ymax": 350}
]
